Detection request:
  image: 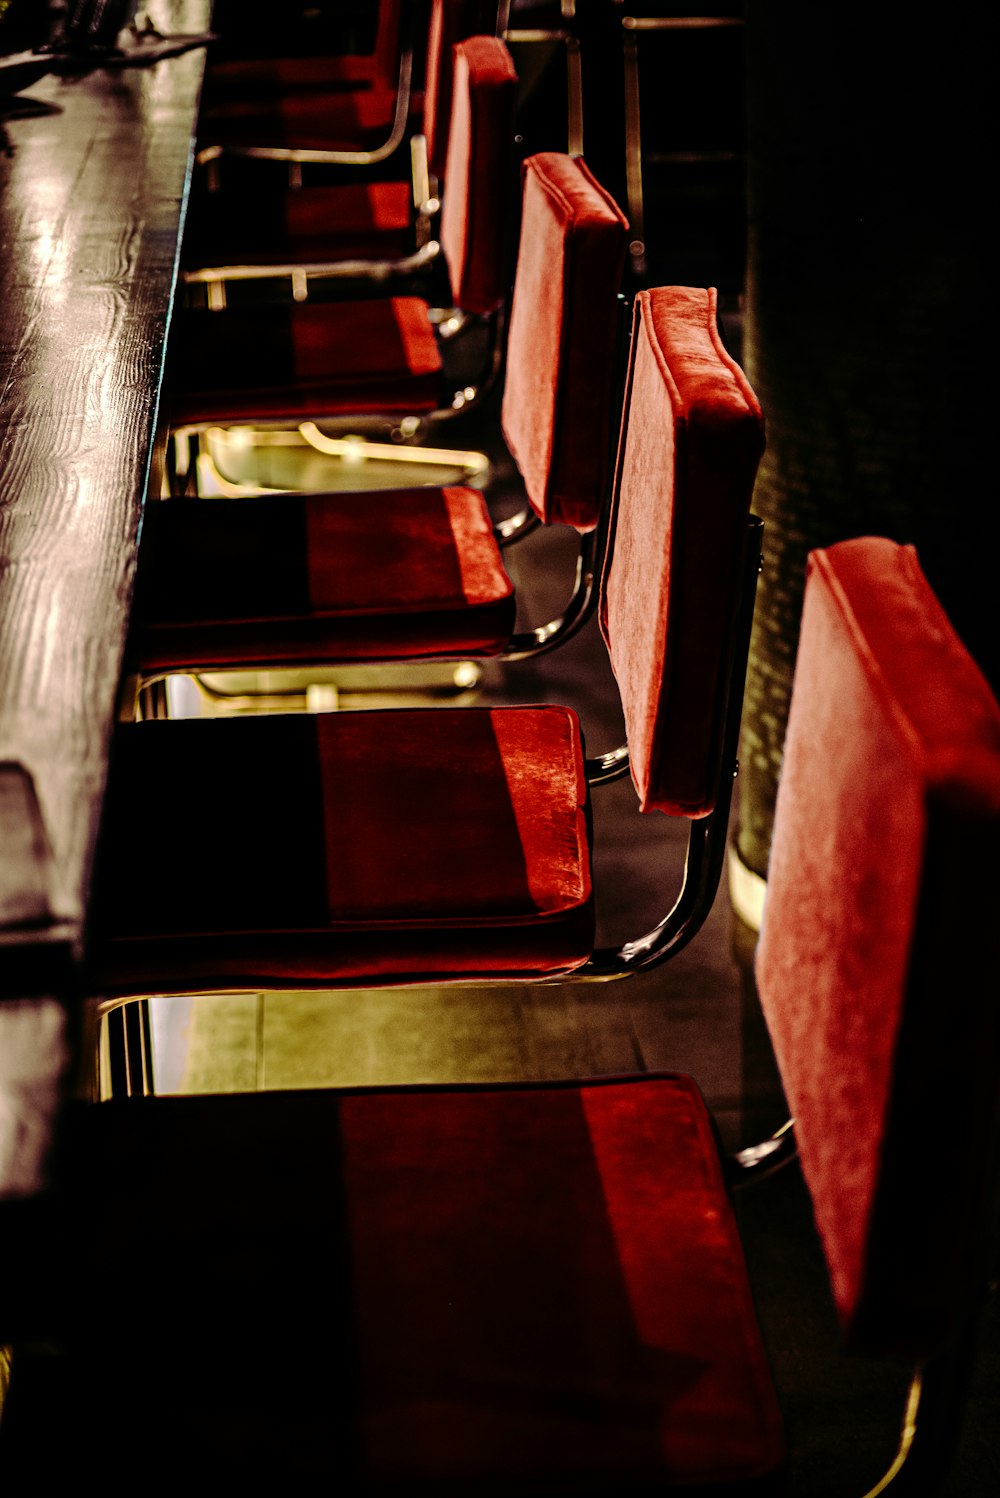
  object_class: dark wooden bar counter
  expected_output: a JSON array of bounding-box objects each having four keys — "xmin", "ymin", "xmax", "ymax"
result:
[{"xmin": 0, "ymin": 2, "xmax": 212, "ymax": 1199}]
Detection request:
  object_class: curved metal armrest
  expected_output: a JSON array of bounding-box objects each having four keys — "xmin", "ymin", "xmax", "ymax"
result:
[
  {"xmin": 579, "ymin": 801, "xmax": 734, "ymax": 978},
  {"xmin": 501, "ymin": 529, "xmax": 599, "ymax": 662}
]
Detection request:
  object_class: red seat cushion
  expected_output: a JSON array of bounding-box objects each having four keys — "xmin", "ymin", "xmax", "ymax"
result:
[
  {"xmin": 500, "ymin": 153, "xmax": 629, "ymax": 531},
  {"xmin": 56, "ymin": 1077, "xmax": 785, "ymax": 1485},
  {"xmin": 182, "ymin": 180, "xmax": 416, "ymax": 270},
  {"xmin": 90, "ymin": 707, "xmax": 594, "ymax": 993},
  {"xmin": 166, "ymin": 296, "xmax": 442, "ymax": 427},
  {"xmin": 130, "ymin": 487, "xmax": 516, "ymax": 670},
  {"xmin": 755, "ymin": 537, "xmax": 1000, "ymax": 1359},
  {"xmin": 600, "ymin": 287, "xmax": 765, "ymax": 817}
]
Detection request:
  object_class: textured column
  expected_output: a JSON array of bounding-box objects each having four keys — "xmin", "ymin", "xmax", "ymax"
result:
[{"xmin": 737, "ymin": 1, "xmax": 998, "ymax": 883}]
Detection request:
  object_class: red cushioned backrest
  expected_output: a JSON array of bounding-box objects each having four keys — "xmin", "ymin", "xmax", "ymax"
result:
[
  {"xmin": 500, "ymin": 154, "xmax": 629, "ymax": 532},
  {"xmin": 373, "ymin": 0, "xmax": 405, "ymax": 91},
  {"xmin": 423, "ymin": 0, "xmax": 500, "ymax": 180},
  {"xmin": 755, "ymin": 537, "xmax": 1000, "ymax": 1360},
  {"xmin": 599, "ymin": 287, "xmax": 764, "ymax": 814},
  {"xmin": 438, "ymin": 37, "xmax": 518, "ymax": 317}
]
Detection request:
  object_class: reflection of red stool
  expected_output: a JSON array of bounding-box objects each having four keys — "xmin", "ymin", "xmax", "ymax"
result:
[
  {"xmin": 132, "ymin": 152, "xmax": 630, "ymax": 699},
  {"xmin": 92, "ymin": 280, "xmax": 765, "ymax": 998},
  {"xmin": 187, "ymin": 0, "xmax": 503, "ymax": 294},
  {"xmin": 166, "ymin": 35, "xmax": 518, "ymax": 492},
  {"xmin": 202, "ymin": 1, "xmax": 411, "ymax": 110}
]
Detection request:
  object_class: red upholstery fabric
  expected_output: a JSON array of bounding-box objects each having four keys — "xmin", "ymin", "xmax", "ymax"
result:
[
  {"xmin": 90, "ymin": 707, "xmax": 594, "ymax": 993},
  {"xmin": 182, "ymin": 180, "xmax": 415, "ymax": 270},
  {"xmin": 130, "ymin": 487, "xmax": 516, "ymax": 670},
  {"xmin": 54, "ymin": 1076, "xmax": 784, "ymax": 1484},
  {"xmin": 500, "ymin": 153, "xmax": 629, "ymax": 531},
  {"xmin": 438, "ymin": 38, "xmax": 518, "ymax": 315},
  {"xmin": 166, "ymin": 296, "xmax": 441, "ymax": 427},
  {"xmin": 423, "ymin": 0, "xmax": 501, "ymax": 180},
  {"xmin": 755, "ymin": 538, "xmax": 1000, "ymax": 1360},
  {"xmin": 341, "ymin": 1075, "xmax": 785, "ymax": 1488},
  {"xmin": 600, "ymin": 287, "xmax": 765, "ymax": 817}
]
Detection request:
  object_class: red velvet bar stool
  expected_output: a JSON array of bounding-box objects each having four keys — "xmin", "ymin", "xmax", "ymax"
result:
[
  {"xmin": 129, "ymin": 151, "xmax": 631, "ymax": 707},
  {"xmin": 751, "ymin": 536, "xmax": 1000, "ymax": 1492},
  {"xmin": 184, "ymin": 1, "xmax": 504, "ymax": 299},
  {"xmin": 165, "ymin": 33, "xmax": 518, "ymax": 495},
  {"xmin": 9, "ymin": 539, "xmax": 996, "ymax": 1490},
  {"xmin": 88, "ymin": 278, "xmax": 765, "ymax": 999}
]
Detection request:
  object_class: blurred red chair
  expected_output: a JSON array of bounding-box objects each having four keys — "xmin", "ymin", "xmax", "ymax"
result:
[
  {"xmin": 165, "ymin": 34, "xmax": 519, "ymax": 495},
  {"xmin": 8, "ymin": 541, "xmax": 996, "ymax": 1491},
  {"xmin": 191, "ymin": 0, "xmax": 503, "ymax": 268},
  {"xmin": 201, "ymin": 1, "xmax": 412, "ymax": 111},
  {"xmin": 129, "ymin": 151, "xmax": 630, "ymax": 709}
]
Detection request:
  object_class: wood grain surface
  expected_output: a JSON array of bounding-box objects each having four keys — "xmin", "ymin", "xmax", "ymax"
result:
[{"xmin": 0, "ymin": 1, "xmax": 212, "ymax": 1197}]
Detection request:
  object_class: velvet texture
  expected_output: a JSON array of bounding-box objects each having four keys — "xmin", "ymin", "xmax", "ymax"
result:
[
  {"xmin": 53, "ymin": 1077, "xmax": 784, "ymax": 1486},
  {"xmin": 755, "ymin": 538, "xmax": 1000, "ymax": 1360},
  {"xmin": 182, "ymin": 180, "xmax": 415, "ymax": 271},
  {"xmin": 90, "ymin": 707, "xmax": 594, "ymax": 993},
  {"xmin": 130, "ymin": 488, "xmax": 516, "ymax": 670},
  {"xmin": 438, "ymin": 38, "xmax": 518, "ymax": 315},
  {"xmin": 600, "ymin": 287, "xmax": 765, "ymax": 817},
  {"xmin": 166, "ymin": 296, "xmax": 442, "ymax": 427},
  {"xmin": 500, "ymin": 153, "xmax": 629, "ymax": 531},
  {"xmin": 423, "ymin": 0, "xmax": 501, "ymax": 179}
]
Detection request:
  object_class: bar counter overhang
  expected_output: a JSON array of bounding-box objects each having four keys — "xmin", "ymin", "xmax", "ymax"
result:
[{"xmin": 0, "ymin": 1, "xmax": 213, "ymax": 1201}]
